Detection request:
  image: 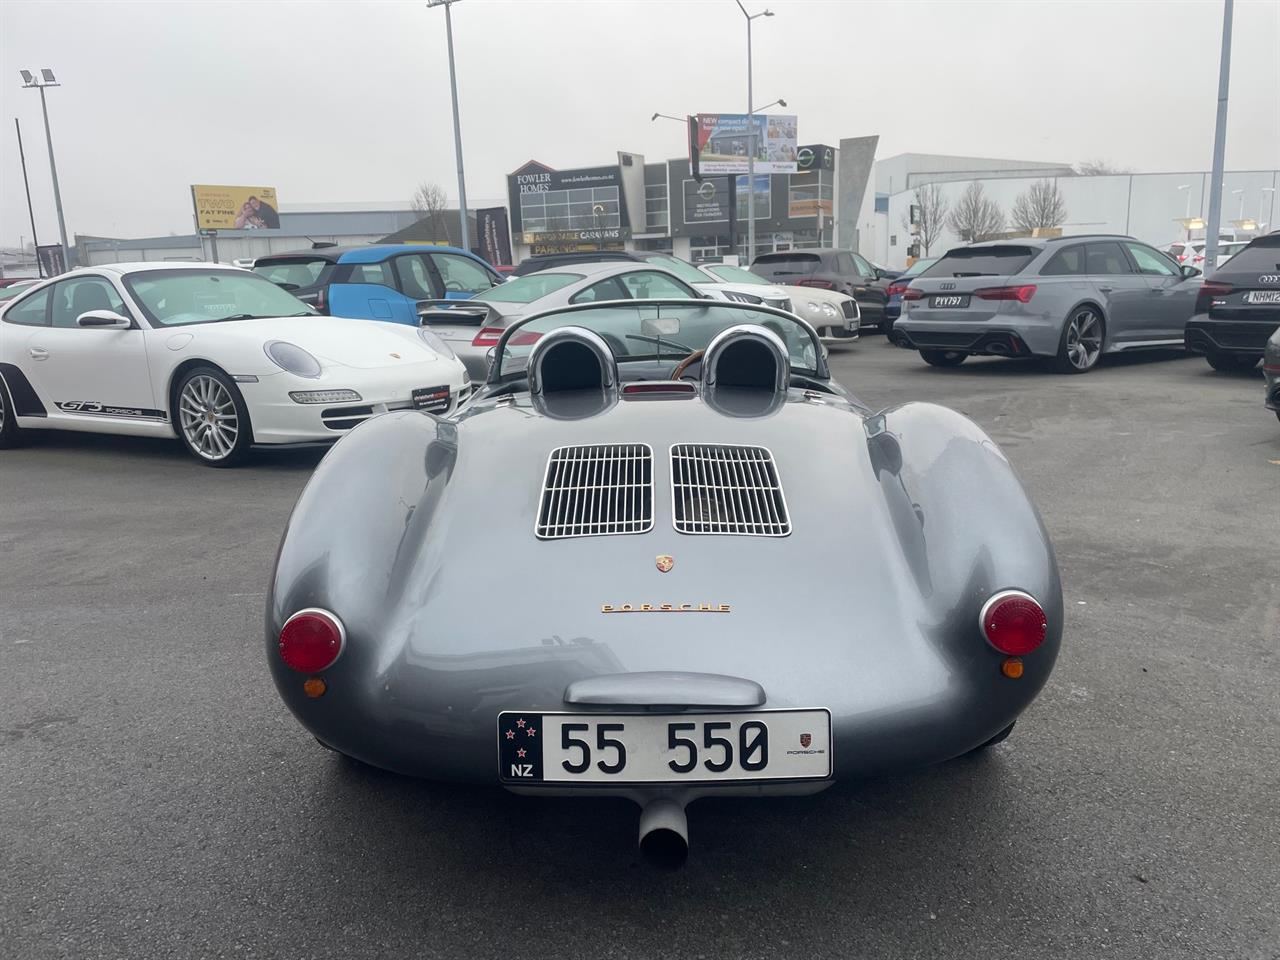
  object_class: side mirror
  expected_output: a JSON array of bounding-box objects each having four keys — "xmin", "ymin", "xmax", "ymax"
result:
[
  {"xmin": 1181, "ymin": 265, "xmax": 1202, "ymax": 279},
  {"xmin": 76, "ymin": 310, "xmax": 131, "ymax": 329}
]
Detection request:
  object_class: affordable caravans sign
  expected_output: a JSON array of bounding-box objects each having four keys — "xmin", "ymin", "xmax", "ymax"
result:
[{"xmin": 692, "ymin": 114, "xmax": 798, "ymax": 175}]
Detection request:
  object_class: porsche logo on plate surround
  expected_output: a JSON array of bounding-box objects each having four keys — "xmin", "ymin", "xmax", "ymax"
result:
[{"xmin": 655, "ymin": 555, "xmax": 674, "ymax": 573}]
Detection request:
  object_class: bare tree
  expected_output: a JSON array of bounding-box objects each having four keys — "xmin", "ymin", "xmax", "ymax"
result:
[
  {"xmin": 1074, "ymin": 159, "xmax": 1132, "ymax": 176},
  {"xmin": 410, "ymin": 181, "xmax": 451, "ymax": 242},
  {"xmin": 901, "ymin": 183, "xmax": 950, "ymax": 256},
  {"xmin": 948, "ymin": 182, "xmax": 1005, "ymax": 244},
  {"xmin": 1010, "ymin": 179, "xmax": 1068, "ymax": 234}
]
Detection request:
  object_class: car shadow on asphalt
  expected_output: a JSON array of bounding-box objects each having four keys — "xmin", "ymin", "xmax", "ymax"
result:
[
  {"xmin": 895, "ymin": 348, "xmax": 1197, "ymax": 378},
  {"xmin": 293, "ymin": 746, "xmax": 1038, "ymax": 903},
  {"xmin": 7, "ymin": 430, "xmax": 329, "ymax": 472}
]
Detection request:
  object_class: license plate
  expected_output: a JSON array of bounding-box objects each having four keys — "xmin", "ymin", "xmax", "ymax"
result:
[
  {"xmin": 497, "ymin": 709, "xmax": 831, "ymax": 784},
  {"xmin": 1244, "ymin": 290, "xmax": 1280, "ymax": 304},
  {"xmin": 930, "ymin": 295, "xmax": 969, "ymax": 308},
  {"xmin": 411, "ymin": 384, "xmax": 450, "ymax": 412}
]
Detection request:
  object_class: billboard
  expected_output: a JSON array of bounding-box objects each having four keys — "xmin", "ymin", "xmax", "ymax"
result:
[
  {"xmin": 191, "ymin": 184, "xmax": 281, "ymax": 230},
  {"xmin": 693, "ymin": 114, "xmax": 798, "ymax": 174}
]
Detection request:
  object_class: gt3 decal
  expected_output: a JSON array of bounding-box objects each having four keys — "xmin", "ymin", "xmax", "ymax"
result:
[{"xmin": 56, "ymin": 401, "xmax": 166, "ymax": 420}]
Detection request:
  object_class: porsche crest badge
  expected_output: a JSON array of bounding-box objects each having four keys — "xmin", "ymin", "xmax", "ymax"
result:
[
  {"xmin": 800, "ymin": 733, "xmax": 812, "ymax": 748},
  {"xmin": 655, "ymin": 555, "xmax": 674, "ymax": 573}
]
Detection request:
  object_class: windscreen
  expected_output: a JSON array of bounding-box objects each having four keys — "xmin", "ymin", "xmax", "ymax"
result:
[
  {"xmin": 923, "ymin": 246, "xmax": 1036, "ymax": 278},
  {"xmin": 705, "ymin": 264, "xmax": 769, "ymax": 285},
  {"xmin": 641, "ymin": 255, "xmax": 715, "ymax": 286},
  {"xmin": 473, "ymin": 272, "xmax": 582, "ymax": 304},
  {"xmin": 1219, "ymin": 237, "xmax": 1280, "ymax": 272},
  {"xmin": 752, "ymin": 253, "xmax": 821, "ymax": 275},
  {"xmin": 253, "ymin": 258, "xmax": 330, "ymax": 290},
  {"xmin": 494, "ymin": 303, "xmax": 821, "ymax": 380},
  {"xmin": 899, "ymin": 258, "xmax": 937, "ymax": 279},
  {"xmin": 124, "ymin": 269, "xmax": 314, "ymax": 327}
]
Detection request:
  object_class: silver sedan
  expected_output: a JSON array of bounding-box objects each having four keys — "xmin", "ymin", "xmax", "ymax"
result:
[{"xmin": 420, "ymin": 262, "xmax": 712, "ymax": 381}]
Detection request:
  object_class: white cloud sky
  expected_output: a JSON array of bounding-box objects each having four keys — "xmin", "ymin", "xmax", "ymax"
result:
[{"xmin": 2, "ymin": 0, "xmax": 1277, "ymax": 246}]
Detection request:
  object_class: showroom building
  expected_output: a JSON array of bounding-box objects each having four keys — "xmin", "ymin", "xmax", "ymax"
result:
[{"xmin": 506, "ymin": 142, "xmax": 860, "ymax": 264}]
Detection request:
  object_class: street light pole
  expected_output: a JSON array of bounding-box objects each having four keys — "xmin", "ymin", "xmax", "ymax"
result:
[
  {"xmin": 1262, "ymin": 187, "xmax": 1276, "ymax": 230},
  {"xmin": 1203, "ymin": 0, "xmax": 1233, "ymax": 270},
  {"xmin": 19, "ymin": 70, "xmax": 69, "ymax": 269},
  {"xmin": 736, "ymin": 2, "xmax": 773, "ymax": 263},
  {"xmin": 14, "ymin": 118, "xmax": 42, "ymax": 277},
  {"xmin": 428, "ymin": 0, "xmax": 470, "ymax": 253}
]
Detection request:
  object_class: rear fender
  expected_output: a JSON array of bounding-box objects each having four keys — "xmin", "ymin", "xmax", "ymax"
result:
[{"xmin": 867, "ymin": 401, "xmax": 1063, "ymax": 673}]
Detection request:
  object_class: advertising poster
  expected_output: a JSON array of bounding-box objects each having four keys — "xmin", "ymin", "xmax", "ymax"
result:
[
  {"xmin": 682, "ymin": 175, "xmax": 771, "ymax": 224},
  {"xmin": 692, "ymin": 114, "xmax": 798, "ymax": 174},
  {"xmin": 191, "ymin": 185, "xmax": 281, "ymax": 230},
  {"xmin": 476, "ymin": 207, "xmax": 513, "ymax": 266},
  {"xmin": 36, "ymin": 244, "xmax": 67, "ymax": 277}
]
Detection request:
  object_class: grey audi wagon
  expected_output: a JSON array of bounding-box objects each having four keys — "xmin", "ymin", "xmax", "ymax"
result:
[{"xmin": 893, "ymin": 236, "xmax": 1201, "ymax": 373}]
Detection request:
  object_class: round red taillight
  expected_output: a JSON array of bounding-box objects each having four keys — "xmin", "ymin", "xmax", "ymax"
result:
[
  {"xmin": 278, "ymin": 609, "xmax": 345, "ymax": 673},
  {"xmin": 980, "ymin": 590, "xmax": 1047, "ymax": 656}
]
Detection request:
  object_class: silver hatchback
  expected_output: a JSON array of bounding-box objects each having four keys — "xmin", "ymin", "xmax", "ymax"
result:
[{"xmin": 893, "ymin": 236, "xmax": 1201, "ymax": 373}]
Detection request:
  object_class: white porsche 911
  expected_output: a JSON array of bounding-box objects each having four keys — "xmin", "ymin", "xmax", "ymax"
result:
[{"xmin": 0, "ymin": 262, "xmax": 469, "ymax": 466}]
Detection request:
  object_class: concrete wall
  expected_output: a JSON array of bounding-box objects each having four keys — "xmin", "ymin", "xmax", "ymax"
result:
[{"xmin": 878, "ymin": 169, "xmax": 1280, "ymax": 268}]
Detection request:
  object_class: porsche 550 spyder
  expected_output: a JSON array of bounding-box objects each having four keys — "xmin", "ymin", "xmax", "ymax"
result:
[{"xmin": 266, "ymin": 299, "xmax": 1062, "ymax": 866}]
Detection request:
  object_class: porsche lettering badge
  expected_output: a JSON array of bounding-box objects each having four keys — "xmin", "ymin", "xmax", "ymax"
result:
[{"xmin": 601, "ymin": 603, "xmax": 731, "ymax": 613}]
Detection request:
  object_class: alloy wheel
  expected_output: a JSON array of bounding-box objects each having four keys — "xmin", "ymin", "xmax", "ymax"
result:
[
  {"xmin": 1065, "ymin": 310, "xmax": 1102, "ymax": 370},
  {"xmin": 178, "ymin": 375, "xmax": 239, "ymax": 461}
]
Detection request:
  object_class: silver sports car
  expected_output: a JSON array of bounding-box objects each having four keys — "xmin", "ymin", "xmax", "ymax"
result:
[{"xmin": 267, "ymin": 299, "xmax": 1062, "ymax": 866}]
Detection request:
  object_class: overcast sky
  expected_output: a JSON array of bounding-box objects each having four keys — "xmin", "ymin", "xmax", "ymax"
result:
[{"xmin": 2, "ymin": 0, "xmax": 1277, "ymax": 247}]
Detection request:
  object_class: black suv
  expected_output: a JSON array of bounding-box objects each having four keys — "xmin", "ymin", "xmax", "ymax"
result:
[
  {"xmin": 750, "ymin": 248, "xmax": 894, "ymax": 330},
  {"xmin": 1186, "ymin": 233, "xmax": 1280, "ymax": 371}
]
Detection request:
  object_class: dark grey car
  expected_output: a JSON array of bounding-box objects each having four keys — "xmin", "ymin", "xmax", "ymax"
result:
[
  {"xmin": 894, "ymin": 236, "xmax": 1202, "ymax": 373},
  {"xmin": 751, "ymin": 248, "xmax": 894, "ymax": 330}
]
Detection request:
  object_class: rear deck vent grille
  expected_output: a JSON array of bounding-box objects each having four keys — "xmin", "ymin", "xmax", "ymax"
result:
[
  {"xmin": 670, "ymin": 444, "xmax": 791, "ymax": 536},
  {"xmin": 536, "ymin": 444, "xmax": 654, "ymax": 539}
]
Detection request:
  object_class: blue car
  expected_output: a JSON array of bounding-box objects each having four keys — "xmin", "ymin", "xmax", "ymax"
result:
[
  {"xmin": 254, "ymin": 244, "xmax": 503, "ymax": 324},
  {"xmin": 884, "ymin": 257, "xmax": 937, "ymax": 333}
]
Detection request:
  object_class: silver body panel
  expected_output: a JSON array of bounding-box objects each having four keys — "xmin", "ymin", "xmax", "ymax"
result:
[{"xmin": 267, "ymin": 334, "xmax": 1063, "ymax": 793}]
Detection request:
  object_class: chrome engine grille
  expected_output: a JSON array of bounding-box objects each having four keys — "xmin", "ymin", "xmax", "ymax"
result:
[
  {"xmin": 536, "ymin": 444, "xmax": 654, "ymax": 539},
  {"xmin": 670, "ymin": 444, "xmax": 791, "ymax": 536}
]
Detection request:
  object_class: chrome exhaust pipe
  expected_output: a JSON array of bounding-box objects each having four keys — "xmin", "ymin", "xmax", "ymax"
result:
[{"xmin": 638, "ymin": 799, "xmax": 688, "ymax": 870}]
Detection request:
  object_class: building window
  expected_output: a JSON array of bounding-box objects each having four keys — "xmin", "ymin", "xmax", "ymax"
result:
[
  {"xmin": 520, "ymin": 185, "xmax": 621, "ymax": 234},
  {"xmin": 690, "ymin": 235, "xmax": 733, "ymax": 262},
  {"xmin": 645, "ymin": 181, "xmax": 669, "ymax": 231}
]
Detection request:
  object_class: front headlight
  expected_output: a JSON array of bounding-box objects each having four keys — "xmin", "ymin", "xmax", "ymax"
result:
[
  {"xmin": 804, "ymin": 300, "xmax": 821, "ymax": 314},
  {"xmin": 418, "ymin": 326, "xmax": 457, "ymax": 359},
  {"xmin": 265, "ymin": 340, "xmax": 322, "ymax": 379},
  {"xmin": 289, "ymin": 389, "xmax": 362, "ymax": 404},
  {"xmin": 821, "ymin": 303, "xmax": 838, "ymax": 318}
]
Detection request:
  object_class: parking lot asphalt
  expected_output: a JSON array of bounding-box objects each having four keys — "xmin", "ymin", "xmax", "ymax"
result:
[{"xmin": 2, "ymin": 339, "xmax": 1278, "ymax": 960}]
